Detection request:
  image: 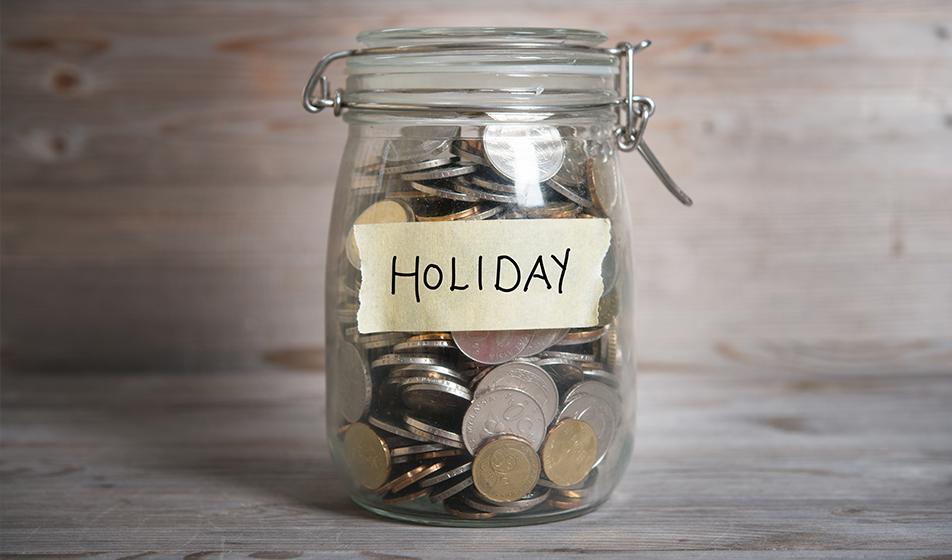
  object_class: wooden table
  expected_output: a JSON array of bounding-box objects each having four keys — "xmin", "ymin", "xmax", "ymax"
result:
[{"xmin": 2, "ymin": 366, "xmax": 950, "ymax": 558}]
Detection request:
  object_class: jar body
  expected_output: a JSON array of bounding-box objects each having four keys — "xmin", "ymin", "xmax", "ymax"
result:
[{"xmin": 325, "ymin": 109, "xmax": 636, "ymax": 526}]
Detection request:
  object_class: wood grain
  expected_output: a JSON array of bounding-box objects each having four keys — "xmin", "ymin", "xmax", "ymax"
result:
[
  {"xmin": 1, "ymin": 366, "xmax": 950, "ymax": 557},
  {"xmin": 2, "ymin": 0, "xmax": 952, "ymax": 372}
]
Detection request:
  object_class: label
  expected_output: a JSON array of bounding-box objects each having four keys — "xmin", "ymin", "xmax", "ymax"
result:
[{"xmin": 354, "ymin": 218, "xmax": 610, "ymax": 333}]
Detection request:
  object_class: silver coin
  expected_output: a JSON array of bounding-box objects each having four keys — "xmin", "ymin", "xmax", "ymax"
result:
[
  {"xmin": 535, "ymin": 357, "xmax": 584, "ymax": 391},
  {"xmin": 557, "ymin": 394, "xmax": 618, "ymax": 464},
  {"xmin": 482, "ymin": 124, "xmax": 565, "ymax": 183},
  {"xmin": 385, "ymin": 373, "xmax": 458, "ymax": 388},
  {"xmin": 371, "ymin": 353, "xmax": 443, "ymax": 369},
  {"xmin": 564, "ymin": 380, "xmax": 622, "ymax": 411},
  {"xmin": 405, "ymin": 425, "xmax": 465, "ymax": 448},
  {"xmin": 470, "ymin": 173, "xmax": 518, "ymax": 194},
  {"xmin": 540, "ymin": 350, "xmax": 596, "ymax": 363},
  {"xmin": 462, "ymin": 388, "xmax": 547, "ymax": 453},
  {"xmin": 403, "ymin": 414, "xmax": 463, "ymax": 443},
  {"xmin": 474, "ymin": 362, "xmax": 559, "ymax": 426},
  {"xmin": 409, "ymin": 180, "xmax": 481, "ymax": 202},
  {"xmin": 451, "ymin": 140, "xmax": 485, "ymax": 164},
  {"xmin": 429, "ymin": 476, "xmax": 475, "ymax": 502},
  {"xmin": 453, "ymin": 330, "xmax": 532, "ymax": 365},
  {"xmin": 401, "ymin": 379, "xmax": 472, "ymax": 413},
  {"xmin": 336, "ymin": 342, "xmax": 371, "ymax": 424},
  {"xmin": 402, "ymin": 164, "xmax": 479, "ymax": 182},
  {"xmin": 465, "ymin": 487, "xmax": 550, "ymax": 513},
  {"xmin": 354, "ymin": 332, "xmax": 406, "ymax": 350},
  {"xmin": 367, "ymin": 415, "xmax": 430, "ymax": 443},
  {"xmin": 419, "ymin": 461, "xmax": 473, "ymax": 488},
  {"xmin": 363, "ymin": 155, "xmax": 459, "ymax": 176},
  {"xmin": 518, "ymin": 328, "xmax": 569, "ymax": 357},
  {"xmin": 581, "ymin": 367, "xmax": 619, "ymax": 388},
  {"xmin": 390, "ymin": 363, "xmax": 467, "ymax": 383},
  {"xmin": 454, "ymin": 181, "xmax": 520, "ymax": 204},
  {"xmin": 546, "ymin": 178, "xmax": 593, "ymax": 208},
  {"xmin": 393, "ymin": 338, "xmax": 458, "ymax": 353}
]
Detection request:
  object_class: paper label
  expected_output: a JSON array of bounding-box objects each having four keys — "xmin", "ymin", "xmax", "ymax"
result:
[{"xmin": 354, "ymin": 218, "xmax": 610, "ymax": 333}]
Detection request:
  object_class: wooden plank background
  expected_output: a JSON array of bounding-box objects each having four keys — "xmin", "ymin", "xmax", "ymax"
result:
[{"xmin": 2, "ymin": 0, "xmax": 951, "ymax": 373}]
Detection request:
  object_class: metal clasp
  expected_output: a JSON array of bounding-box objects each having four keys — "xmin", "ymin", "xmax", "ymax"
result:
[
  {"xmin": 610, "ymin": 41, "xmax": 693, "ymax": 206},
  {"xmin": 302, "ymin": 50, "xmax": 352, "ymax": 115}
]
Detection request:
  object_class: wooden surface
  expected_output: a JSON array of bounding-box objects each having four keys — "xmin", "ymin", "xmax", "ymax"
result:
[
  {"xmin": 2, "ymin": 1, "xmax": 952, "ymax": 372},
  {"xmin": 2, "ymin": 366, "xmax": 951, "ymax": 558}
]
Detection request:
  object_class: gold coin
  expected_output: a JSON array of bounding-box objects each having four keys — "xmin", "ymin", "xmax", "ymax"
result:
[
  {"xmin": 541, "ymin": 419, "xmax": 598, "ymax": 487},
  {"xmin": 472, "ymin": 435, "xmax": 540, "ymax": 504},
  {"xmin": 383, "ymin": 461, "xmax": 445, "ymax": 494},
  {"xmin": 342, "ymin": 422, "xmax": 391, "ymax": 490},
  {"xmin": 597, "ymin": 288, "xmax": 619, "ymax": 326},
  {"xmin": 345, "ymin": 200, "xmax": 413, "ymax": 269}
]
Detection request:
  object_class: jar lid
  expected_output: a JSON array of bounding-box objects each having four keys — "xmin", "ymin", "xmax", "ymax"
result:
[{"xmin": 302, "ymin": 28, "xmax": 693, "ymax": 206}]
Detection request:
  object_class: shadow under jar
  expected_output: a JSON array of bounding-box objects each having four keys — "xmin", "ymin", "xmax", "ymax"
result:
[{"xmin": 306, "ymin": 27, "xmax": 691, "ymax": 527}]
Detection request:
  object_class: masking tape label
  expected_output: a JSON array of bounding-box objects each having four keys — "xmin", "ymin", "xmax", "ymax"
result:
[{"xmin": 354, "ymin": 218, "xmax": 610, "ymax": 333}]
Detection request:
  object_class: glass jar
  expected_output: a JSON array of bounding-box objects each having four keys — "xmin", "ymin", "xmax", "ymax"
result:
[{"xmin": 305, "ymin": 27, "xmax": 691, "ymax": 526}]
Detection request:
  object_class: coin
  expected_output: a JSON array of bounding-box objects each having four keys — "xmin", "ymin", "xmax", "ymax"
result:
[
  {"xmin": 368, "ymin": 415, "xmax": 430, "ymax": 443},
  {"xmin": 587, "ymin": 156, "xmax": 619, "ymax": 216},
  {"xmin": 473, "ymin": 361, "xmax": 559, "ymax": 426},
  {"xmin": 361, "ymin": 155, "xmax": 458, "ymax": 176},
  {"xmin": 581, "ymin": 367, "xmax": 619, "ymax": 388},
  {"xmin": 535, "ymin": 357, "xmax": 584, "ymax": 392},
  {"xmin": 483, "ymin": 124, "xmax": 565, "ymax": 183},
  {"xmin": 390, "ymin": 363, "xmax": 468, "ymax": 384},
  {"xmin": 343, "ymin": 422, "xmax": 391, "ymax": 490},
  {"xmin": 453, "ymin": 330, "xmax": 532, "ymax": 365},
  {"xmin": 429, "ymin": 475, "xmax": 475, "ymax": 502},
  {"xmin": 540, "ymin": 350, "xmax": 596, "ymax": 363},
  {"xmin": 402, "ymin": 163, "xmax": 478, "ymax": 182},
  {"xmin": 462, "ymin": 388, "xmax": 547, "ymax": 453},
  {"xmin": 518, "ymin": 328, "xmax": 569, "ymax": 357},
  {"xmin": 558, "ymin": 326, "xmax": 607, "ymax": 346},
  {"xmin": 352, "ymin": 331, "xmax": 407, "ymax": 350},
  {"xmin": 386, "ymin": 461, "xmax": 445, "ymax": 494},
  {"xmin": 371, "ymin": 353, "xmax": 444, "ymax": 369},
  {"xmin": 546, "ymin": 178, "xmax": 593, "ymax": 208},
  {"xmin": 345, "ymin": 199, "xmax": 414, "ymax": 269},
  {"xmin": 558, "ymin": 394, "xmax": 618, "ymax": 465},
  {"xmin": 471, "ymin": 435, "xmax": 541, "ymax": 504},
  {"xmin": 403, "ymin": 414, "xmax": 463, "ymax": 442},
  {"xmin": 381, "ymin": 486, "xmax": 430, "ymax": 505},
  {"xmin": 419, "ymin": 461, "xmax": 473, "ymax": 488},
  {"xmin": 401, "ymin": 379, "xmax": 472, "ymax": 413},
  {"xmin": 390, "ymin": 442, "xmax": 447, "ymax": 458},
  {"xmin": 444, "ymin": 495, "xmax": 496, "ymax": 519},
  {"xmin": 414, "ymin": 202, "xmax": 482, "ymax": 222},
  {"xmin": 464, "ymin": 487, "xmax": 549, "ymax": 513},
  {"xmin": 453, "ymin": 182, "xmax": 520, "ymax": 204},
  {"xmin": 393, "ymin": 337, "xmax": 458, "ymax": 353},
  {"xmin": 599, "ymin": 326, "xmax": 620, "ymax": 373},
  {"xmin": 470, "ymin": 173, "xmax": 518, "ymax": 194},
  {"xmin": 409, "ymin": 180, "xmax": 482, "ymax": 202},
  {"xmin": 564, "ymin": 380, "xmax": 622, "ymax": 409},
  {"xmin": 541, "ymin": 419, "xmax": 598, "ymax": 487},
  {"xmin": 392, "ymin": 448, "xmax": 463, "ymax": 464},
  {"xmin": 336, "ymin": 343, "xmax": 372, "ymax": 424}
]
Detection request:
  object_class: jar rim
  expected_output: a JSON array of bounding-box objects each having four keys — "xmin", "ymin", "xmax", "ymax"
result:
[{"xmin": 357, "ymin": 27, "xmax": 608, "ymax": 48}]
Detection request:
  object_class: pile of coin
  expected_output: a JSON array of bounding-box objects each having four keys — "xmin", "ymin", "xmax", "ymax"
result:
[{"xmin": 334, "ymin": 123, "xmax": 626, "ymax": 520}]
